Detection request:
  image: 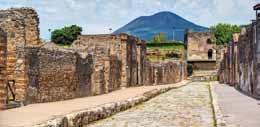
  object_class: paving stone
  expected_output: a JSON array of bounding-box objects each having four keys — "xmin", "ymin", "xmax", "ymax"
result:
[{"xmin": 86, "ymin": 82, "xmax": 214, "ymax": 127}]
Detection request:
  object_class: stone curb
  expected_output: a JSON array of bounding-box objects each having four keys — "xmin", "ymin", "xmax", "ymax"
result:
[
  {"xmin": 33, "ymin": 81, "xmax": 190, "ymax": 127},
  {"xmin": 210, "ymin": 82, "xmax": 240, "ymax": 127},
  {"xmin": 210, "ymin": 82, "xmax": 227, "ymax": 127}
]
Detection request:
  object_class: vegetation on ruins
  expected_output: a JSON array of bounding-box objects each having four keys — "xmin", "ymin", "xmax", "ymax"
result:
[
  {"xmin": 210, "ymin": 23, "xmax": 241, "ymax": 45},
  {"xmin": 51, "ymin": 25, "xmax": 82, "ymax": 45},
  {"xmin": 150, "ymin": 32, "xmax": 167, "ymax": 43},
  {"xmin": 146, "ymin": 33, "xmax": 184, "ymax": 61}
]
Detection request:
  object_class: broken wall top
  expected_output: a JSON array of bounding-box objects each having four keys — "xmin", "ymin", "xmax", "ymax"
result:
[
  {"xmin": 72, "ymin": 34, "xmax": 144, "ymax": 49},
  {"xmin": 0, "ymin": 7, "xmax": 40, "ymax": 46}
]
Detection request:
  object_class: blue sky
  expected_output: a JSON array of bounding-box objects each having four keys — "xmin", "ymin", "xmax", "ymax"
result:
[{"xmin": 0, "ymin": 0, "xmax": 259, "ymax": 40}]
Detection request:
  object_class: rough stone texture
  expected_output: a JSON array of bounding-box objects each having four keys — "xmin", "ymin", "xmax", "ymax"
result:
[
  {"xmin": 0, "ymin": 8, "xmax": 40, "ymax": 103},
  {"xmin": 255, "ymin": 14, "xmax": 260, "ymax": 98},
  {"xmin": 0, "ymin": 28, "xmax": 7, "ymax": 110},
  {"xmin": 218, "ymin": 19, "xmax": 260, "ymax": 99},
  {"xmin": 85, "ymin": 82, "xmax": 214, "ymax": 127},
  {"xmin": 136, "ymin": 40, "xmax": 147, "ymax": 85},
  {"xmin": 72, "ymin": 34, "xmax": 140, "ymax": 88},
  {"xmin": 16, "ymin": 44, "xmax": 94, "ymax": 104},
  {"xmin": 185, "ymin": 31, "xmax": 217, "ymax": 70},
  {"xmin": 143, "ymin": 61, "xmax": 187, "ymax": 86}
]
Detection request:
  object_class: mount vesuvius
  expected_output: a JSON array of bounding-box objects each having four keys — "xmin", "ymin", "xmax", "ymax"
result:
[{"xmin": 114, "ymin": 11, "xmax": 208, "ymax": 42}]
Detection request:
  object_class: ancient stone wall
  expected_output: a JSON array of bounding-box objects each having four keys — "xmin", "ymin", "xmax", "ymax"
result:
[
  {"xmin": 0, "ymin": 28, "xmax": 7, "ymax": 109},
  {"xmin": 219, "ymin": 22, "xmax": 260, "ymax": 99},
  {"xmin": 185, "ymin": 32, "xmax": 217, "ymax": 62},
  {"xmin": 16, "ymin": 44, "xmax": 93, "ymax": 104},
  {"xmin": 255, "ymin": 15, "xmax": 260, "ymax": 97},
  {"xmin": 72, "ymin": 34, "xmax": 140, "ymax": 87},
  {"xmin": 0, "ymin": 8, "xmax": 40, "ymax": 103},
  {"xmin": 144, "ymin": 61, "xmax": 187, "ymax": 86},
  {"xmin": 137, "ymin": 40, "xmax": 147, "ymax": 85}
]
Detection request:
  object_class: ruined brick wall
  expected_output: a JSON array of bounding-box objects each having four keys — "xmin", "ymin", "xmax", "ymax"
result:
[
  {"xmin": 144, "ymin": 61, "xmax": 187, "ymax": 85},
  {"xmin": 185, "ymin": 32, "xmax": 217, "ymax": 62},
  {"xmin": 16, "ymin": 44, "xmax": 93, "ymax": 104},
  {"xmin": 0, "ymin": 8, "xmax": 40, "ymax": 102},
  {"xmin": 218, "ymin": 22, "xmax": 260, "ymax": 99},
  {"xmin": 89, "ymin": 45, "xmax": 122, "ymax": 95},
  {"xmin": 137, "ymin": 40, "xmax": 147, "ymax": 85},
  {"xmin": 255, "ymin": 15, "xmax": 260, "ymax": 97},
  {"xmin": 236, "ymin": 26, "xmax": 256, "ymax": 93},
  {"xmin": 72, "ymin": 34, "xmax": 139, "ymax": 87},
  {"xmin": 0, "ymin": 28, "xmax": 7, "ymax": 109}
]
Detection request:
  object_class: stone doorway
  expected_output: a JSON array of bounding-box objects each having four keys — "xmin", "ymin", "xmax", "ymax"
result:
[{"xmin": 208, "ymin": 49, "xmax": 213, "ymax": 59}]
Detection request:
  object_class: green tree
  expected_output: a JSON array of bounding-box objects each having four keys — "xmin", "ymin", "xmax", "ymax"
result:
[
  {"xmin": 51, "ymin": 25, "xmax": 82, "ymax": 45},
  {"xmin": 210, "ymin": 23, "xmax": 241, "ymax": 45},
  {"xmin": 151, "ymin": 32, "xmax": 166, "ymax": 43}
]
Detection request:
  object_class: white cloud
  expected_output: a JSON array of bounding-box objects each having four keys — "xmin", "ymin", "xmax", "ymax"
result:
[{"xmin": 0, "ymin": 0, "xmax": 259, "ymax": 39}]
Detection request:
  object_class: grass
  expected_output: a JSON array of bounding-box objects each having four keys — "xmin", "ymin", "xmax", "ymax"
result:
[
  {"xmin": 147, "ymin": 44, "xmax": 184, "ymax": 62},
  {"xmin": 147, "ymin": 45, "xmax": 184, "ymax": 53}
]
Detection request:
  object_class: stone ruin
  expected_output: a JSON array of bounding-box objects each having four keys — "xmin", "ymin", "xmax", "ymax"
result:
[
  {"xmin": 218, "ymin": 6, "xmax": 260, "ymax": 99},
  {"xmin": 0, "ymin": 8, "xmax": 187, "ymax": 109},
  {"xmin": 0, "ymin": 8, "xmax": 40, "ymax": 109},
  {"xmin": 185, "ymin": 31, "xmax": 217, "ymax": 70}
]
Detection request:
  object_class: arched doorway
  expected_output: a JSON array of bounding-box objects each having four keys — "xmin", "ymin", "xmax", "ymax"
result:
[
  {"xmin": 207, "ymin": 39, "xmax": 212, "ymax": 44},
  {"xmin": 208, "ymin": 49, "xmax": 213, "ymax": 59}
]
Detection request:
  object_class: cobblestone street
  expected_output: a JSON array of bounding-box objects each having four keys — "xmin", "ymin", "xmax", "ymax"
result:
[{"xmin": 86, "ymin": 82, "xmax": 215, "ymax": 127}]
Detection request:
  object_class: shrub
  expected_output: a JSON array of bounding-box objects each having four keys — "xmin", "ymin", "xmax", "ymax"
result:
[{"xmin": 51, "ymin": 25, "xmax": 82, "ymax": 45}]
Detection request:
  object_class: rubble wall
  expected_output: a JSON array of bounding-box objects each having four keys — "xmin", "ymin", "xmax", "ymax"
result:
[
  {"xmin": 144, "ymin": 61, "xmax": 187, "ymax": 86},
  {"xmin": 72, "ymin": 34, "xmax": 140, "ymax": 87},
  {"xmin": 255, "ymin": 15, "xmax": 260, "ymax": 97},
  {"xmin": 16, "ymin": 45, "xmax": 93, "ymax": 104},
  {"xmin": 0, "ymin": 8, "xmax": 40, "ymax": 102},
  {"xmin": 0, "ymin": 28, "xmax": 7, "ymax": 109},
  {"xmin": 218, "ymin": 22, "xmax": 260, "ymax": 99}
]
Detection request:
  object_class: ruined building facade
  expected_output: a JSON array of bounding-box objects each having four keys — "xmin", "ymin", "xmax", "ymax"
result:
[
  {"xmin": 0, "ymin": 8, "xmax": 187, "ymax": 109},
  {"xmin": 185, "ymin": 32, "xmax": 217, "ymax": 70},
  {"xmin": 0, "ymin": 8, "xmax": 40, "ymax": 109},
  {"xmin": 219, "ymin": 5, "xmax": 260, "ymax": 99}
]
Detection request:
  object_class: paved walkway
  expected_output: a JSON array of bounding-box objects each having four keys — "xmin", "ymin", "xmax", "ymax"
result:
[
  {"xmin": 213, "ymin": 83, "xmax": 260, "ymax": 127},
  {"xmin": 0, "ymin": 81, "xmax": 188, "ymax": 127},
  {"xmin": 86, "ymin": 82, "xmax": 215, "ymax": 127}
]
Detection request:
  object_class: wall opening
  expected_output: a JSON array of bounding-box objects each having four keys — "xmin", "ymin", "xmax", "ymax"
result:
[
  {"xmin": 207, "ymin": 39, "xmax": 212, "ymax": 44},
  {"xmin": 208, "ymin": 49, "xmax": 213, "ymax": 59}
]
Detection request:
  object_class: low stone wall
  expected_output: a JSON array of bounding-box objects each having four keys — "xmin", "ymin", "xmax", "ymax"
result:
[
  {"xmin": 144, "ymin": 61, "xmax": 187, "ymax": 86},
  {"xmin": 218, "ymin": 22, "xmax": 260, "ymax": 99}
]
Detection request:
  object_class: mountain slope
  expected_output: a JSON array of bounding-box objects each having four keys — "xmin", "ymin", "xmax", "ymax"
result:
[{"xmin": 114, "ymin": 11, "xmax": 208, "ymax": 42}]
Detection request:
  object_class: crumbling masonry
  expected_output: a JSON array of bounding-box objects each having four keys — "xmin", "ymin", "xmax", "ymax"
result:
[
  {"xmin": 218, "ymin": 5, "xmax": 260, "ymax": 99},
  {"xmin": 0, "ymin": 8, "xmax": 187, "ymax": 108}
]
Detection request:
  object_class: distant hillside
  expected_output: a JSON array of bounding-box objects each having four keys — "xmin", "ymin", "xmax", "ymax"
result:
[{"xmin": 114, "ymin": 11, "xmax": 208, "ymax": 42}]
